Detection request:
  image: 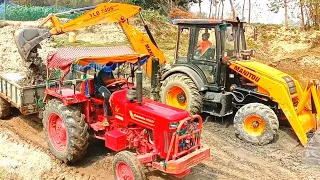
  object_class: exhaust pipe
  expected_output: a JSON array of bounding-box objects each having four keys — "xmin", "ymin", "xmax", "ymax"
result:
[
  {"xmin": 14, "ymin": 28, "xmax": 51, "ymax": 61},
  {"xmin": 136, "ymin": 57, "xmax": 143, "ymax": 105}
]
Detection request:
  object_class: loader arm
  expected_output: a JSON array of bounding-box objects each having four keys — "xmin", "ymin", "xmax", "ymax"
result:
[
  {"xmin": 229, "ymin": 60, "xmax": 320, "ymax": 146},
  {"xmin": 14, "ymin": 2, "xmax": 166, "ymax": 78}
]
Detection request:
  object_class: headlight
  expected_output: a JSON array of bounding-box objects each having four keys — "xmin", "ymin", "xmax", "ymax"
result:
[{"xmin": 169, "ymin": 122, "xmax": 179, "ymax": 129}]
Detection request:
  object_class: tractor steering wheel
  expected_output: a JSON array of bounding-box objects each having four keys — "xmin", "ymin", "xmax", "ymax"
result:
[{"xmin": 106, "ymin": 78, "xmax": 128, "ymax": 89}]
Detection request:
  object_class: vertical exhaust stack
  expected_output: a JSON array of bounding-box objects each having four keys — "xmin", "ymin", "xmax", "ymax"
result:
[
  {"xmin": 136, "ymin": 57, "xmax": 143, "ymax": 105},
  {"xmin": 150, "ymin": 57, "xmax": 160, "ymax": 101}
]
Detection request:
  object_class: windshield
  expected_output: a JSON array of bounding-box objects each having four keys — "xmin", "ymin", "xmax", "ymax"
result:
[
  {"xmin": 221, "ymin": 24, "xmax": 236, "ymax": 59},
  {"xmin": 175, "ymin": 27, "xmax": 190, "ymax": 62},
  {"xmin": 193, "ymin": 27, "xmax": 216, "ymax": 61}
]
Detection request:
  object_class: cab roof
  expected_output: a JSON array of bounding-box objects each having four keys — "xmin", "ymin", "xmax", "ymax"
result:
[{"xmin": 172, "ymin": 19, "xmax": 245, "ymax": 26}]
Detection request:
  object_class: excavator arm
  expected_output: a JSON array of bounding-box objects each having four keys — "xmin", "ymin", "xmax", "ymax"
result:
[{"xmin": 14, "ymin": 2, "xmax": 166, "ymax": 78}]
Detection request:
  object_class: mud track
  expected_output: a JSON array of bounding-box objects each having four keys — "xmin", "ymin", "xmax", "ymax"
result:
[{"xmin": 0, "ymin": 110, "xmax": 319, "ymax": 180}]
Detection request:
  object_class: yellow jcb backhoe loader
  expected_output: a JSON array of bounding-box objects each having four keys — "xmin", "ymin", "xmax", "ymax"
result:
[{"xmin": 13, "ymin": 2, "xmax": 320, "ymax": 165}]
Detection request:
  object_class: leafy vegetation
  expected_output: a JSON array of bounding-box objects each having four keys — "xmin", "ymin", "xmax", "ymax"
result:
[{"xmin": 3, "ymin": 5, "xmax": 80, "ymax": 20}]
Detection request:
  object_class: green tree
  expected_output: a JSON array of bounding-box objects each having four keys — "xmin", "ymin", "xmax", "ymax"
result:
[{"xmin": 268, "ymin": 0, "xmax": 289, "ymax": 29}]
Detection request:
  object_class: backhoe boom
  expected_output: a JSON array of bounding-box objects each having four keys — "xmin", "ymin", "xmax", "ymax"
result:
[{"xmin": 14, "ymin": 3, "xmax": 166, "ymax": 78}]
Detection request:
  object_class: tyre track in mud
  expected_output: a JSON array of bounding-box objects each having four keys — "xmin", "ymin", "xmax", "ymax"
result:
[
  {"xmin": 201, "ymin": 116, "xmax": 320, "ymax": 180},
  {"xmin": 0, "ymin": 113, "xmax": 320, "ymax": 180}
]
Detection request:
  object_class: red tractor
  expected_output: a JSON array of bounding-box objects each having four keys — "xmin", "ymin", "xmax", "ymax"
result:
[{"xmin": 41, "ymin": 47, "xmax": 210, "ymax": 179}]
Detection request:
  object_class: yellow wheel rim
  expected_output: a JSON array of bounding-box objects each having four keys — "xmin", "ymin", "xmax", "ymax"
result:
[
  {"xmin": 244, "ymin": 115, "xmax": 265, "ymax": 136},
  {"xmin": 166, "ymin": 86, "xmax": 187, "ymax": 110}
]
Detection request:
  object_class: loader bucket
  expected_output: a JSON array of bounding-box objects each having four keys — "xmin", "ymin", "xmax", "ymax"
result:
[
  {"xmin": 14, "ymin": 28, "xmax": 51, "ymax": 60},
  {"xmin": 303, "ymin": 131, "xmax": 320, "ymax": 166}
]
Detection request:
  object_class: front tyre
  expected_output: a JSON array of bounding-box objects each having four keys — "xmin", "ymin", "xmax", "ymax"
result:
[
  {"xmin": 160, "ymin": 73, "xmax": 202, "ymax": 114},
  {"xmin": 113, "ymin": 151, "xmax": 146, "ymax": 180},
  {"xmin": 234, "ymin": 103, "xmax": 279, "ymax": 145},
  {"xmin": 43, "ymin": 99, "xmax": 89, "ymax": 163}
]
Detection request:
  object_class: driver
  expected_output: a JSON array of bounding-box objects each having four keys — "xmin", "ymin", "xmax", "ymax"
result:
[
  {"xmin": 94, "ymin": 70, "xmax": 118, "ymax": 118},
  {"xmin": 196, "ymin": 32, "xmax": 212, "ymax": 54},
  {"xmin": 94, "ymin": 70, "xmax": 117, "ymax": 97}
]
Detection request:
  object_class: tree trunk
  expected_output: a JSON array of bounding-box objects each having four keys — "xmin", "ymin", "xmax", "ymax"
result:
[
  {"xmin": 221, "ymin": 0, "xmax": 224, "ymax": 19},
  {"xmin": 299, "ymin": 0, "xmax": 305, "ymax": 27},
  {"xmin": 214, "ymin": 0, "xmax": 218, "ymax": 19},
  {"xmin": 217, "ymin": 1, "xmax": 221, "ymax": 19},
  {"xmin": 229, "ymin": 0, "xmax": 236, "ymax": 19},
  {"xmin": 199, "ymin": 0, "xmax": 202, "ymax": 14},
  {"xmin": 242, "ymin": 0, "xmax": 245, "ymax": 21},
  {"xmin": 284, "ymin": 0, "xmax": 289, "ymax": 29},
  {"xmin": 248, "ymin": 0, "xmax": 251, "ymax": 23},
  {"xmin": 209, "ymin": 0, "xmax": 213, "ymax": 18}
]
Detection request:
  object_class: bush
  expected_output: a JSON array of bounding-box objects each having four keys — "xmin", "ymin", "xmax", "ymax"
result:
[
  {"xmin": 2, "ymin": 5, "xmax": 81, "ymax": 21},
  {"xmin": 140, "ymin": 10, "xmax": 169, "ymax": 23}
]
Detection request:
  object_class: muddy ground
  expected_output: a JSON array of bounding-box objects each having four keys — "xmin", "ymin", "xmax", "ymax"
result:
[
  {"xmin": 0, "ymin": 21, "xmax": 320, "ymax": 179},
  {"xmin": 1, "ymin": 112, "xmax": 320, "ymax": 180}
]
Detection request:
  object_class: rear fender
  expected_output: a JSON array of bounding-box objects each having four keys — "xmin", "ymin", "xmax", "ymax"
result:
[
  {"xmin": 161, "ymin": 66, "xmax": 207, "ymax": 91},
  {"xmin": 44, "ymin": 89, "xmax": 88, "ymax": 106}
]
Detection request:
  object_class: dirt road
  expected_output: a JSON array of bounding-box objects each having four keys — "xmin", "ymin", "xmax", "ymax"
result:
[{"xmin": 0, "ymin": 112, "xmax": 319, "ymax": 180}]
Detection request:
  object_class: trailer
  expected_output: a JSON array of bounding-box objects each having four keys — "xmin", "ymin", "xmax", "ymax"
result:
[{"xmin": 0, "ymin": 72, "xmax": 83, "ymax": 118}]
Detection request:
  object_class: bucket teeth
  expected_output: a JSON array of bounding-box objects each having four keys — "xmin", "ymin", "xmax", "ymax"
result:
[{"xmin": 303, "ymin": 131, "xmax": 320, "ymax": 166}]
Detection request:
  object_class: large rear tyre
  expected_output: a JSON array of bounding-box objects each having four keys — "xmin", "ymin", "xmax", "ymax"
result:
[
  {"xmin": 0, "ymin": 97, "xmax": 10, "ymax": 119},
  {"xmin": 113, "ymin": 151, "xmax": 146, "ymax": 180},
  {"xmin": 160, "ymin": 73, "xmax": 202, "ymax": 114},
  {"xmin": 234, "ymin": 103, "xmax": 279, "ymax": 145},
  {"xmin": 43, "ymin": 99, "xmax": 89, "ymax": 163}
]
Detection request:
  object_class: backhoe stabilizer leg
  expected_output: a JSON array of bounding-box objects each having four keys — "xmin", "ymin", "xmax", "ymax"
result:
[
  {"xmin": 14, "ymin": 28, "xmax": 51, "ymax": 61},
  {"xmin": 303, "ymin": 130, "xmax": 320, "ymax": 166}
]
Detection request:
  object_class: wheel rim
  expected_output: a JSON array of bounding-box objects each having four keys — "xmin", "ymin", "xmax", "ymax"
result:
[
  {"xmin": 116, "ymin": 161, "xmax": 134, "ymax": 180},
  {"xmin": 48, "ymin": 113, "xmax": 67, "ymax": 152},
  {"xmin": 166, "ymin": 85, "xmax": 187, "ymax": 110},
  {"xmin": 243, "ymin": 115, "xmax": 265, "ymax": 136}
]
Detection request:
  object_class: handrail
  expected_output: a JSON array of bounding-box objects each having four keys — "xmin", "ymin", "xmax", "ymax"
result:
[{"xmin": 165, "ymin": 114, "xmax": 203, "ymax": 162}]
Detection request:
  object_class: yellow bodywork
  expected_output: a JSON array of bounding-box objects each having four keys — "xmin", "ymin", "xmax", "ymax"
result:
[
  {"xmin": 39, "ymin": 3, "xmax": 166, "ymax": 78},
  {"xmin": 229, "ymin": 60, "xmax": 319, "ymax": 146}
]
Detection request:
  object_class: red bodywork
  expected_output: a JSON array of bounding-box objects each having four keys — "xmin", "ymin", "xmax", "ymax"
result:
[
  {"xmin": 45, "ymin": 81, "xmax": 210, "ymax": 177},
  {"xmin": 44, "ymin": 47, "xmax": 210, "ymax": 177}
]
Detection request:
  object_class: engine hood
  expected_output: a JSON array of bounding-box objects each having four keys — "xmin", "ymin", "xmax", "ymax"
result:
[
  {"xmin": 110, "ymin": 89, "xmax": 191, "ymax": 127},
  {"xmin": 230, "ymin": 60, "xmax": 293, "ymax": 82}
]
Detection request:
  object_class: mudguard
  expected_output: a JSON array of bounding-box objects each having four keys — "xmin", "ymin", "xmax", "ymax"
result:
[{"xmin": 161, "ymin": 66, "xmax": 207, "ymax": 91}]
